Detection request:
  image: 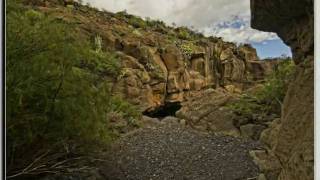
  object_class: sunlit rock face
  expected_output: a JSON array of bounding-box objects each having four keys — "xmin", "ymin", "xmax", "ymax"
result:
[
  {"xmin": 36, "ymin": 0, "xmax": 276, "ymax": 114},
  {"xmin": 117, "ymin": 39, "xmax": 274, "ymax": 113},
  {"xmin": 250, "ymin": 0, "xmax": 314, "ymax": 179}
]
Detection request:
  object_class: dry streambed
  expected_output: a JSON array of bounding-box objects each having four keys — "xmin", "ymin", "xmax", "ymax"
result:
[{"xmin": 101, "ymin": 121, "xmax": 263, "ymax": 180}]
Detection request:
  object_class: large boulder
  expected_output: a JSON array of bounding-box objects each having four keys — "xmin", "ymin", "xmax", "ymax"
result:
[
  {"xmin": 240, "ymin": 124, "xmax": 267, "ymax": 140},
  {"xmin": 250, "ymin": 150, "xmax": 282, "ymax": 179},
  {"xmin": 176, "ymin": 89, "xmax": 240, "ymax": 136}
]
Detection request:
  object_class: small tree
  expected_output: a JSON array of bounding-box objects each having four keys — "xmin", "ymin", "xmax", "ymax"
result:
[{"xmin": 6, "ymin": 1, "xmax": 140, "ymax": 178}]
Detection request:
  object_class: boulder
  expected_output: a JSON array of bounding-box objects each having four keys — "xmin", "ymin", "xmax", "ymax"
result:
[
  {"xmin": 176, "ymin": 90, "xmax": 240, "ymax": 136},
  {"xmin": 240, "ymin": 124, "xmax": 267, "ymax": 140},
  {"xmin": 259, "ymin": 118, "xmax": 281, "ymax": 149},
  {"xmin": 140, "ymin": 116, "xmax": 160, "ymax": 128},
  {"xmin": 161, "ymin": 116, "xmax": 179, "ymax": 124},
  {"xmin": 250, "ymin": 150, "xmax": 282, "ymax": 180}
]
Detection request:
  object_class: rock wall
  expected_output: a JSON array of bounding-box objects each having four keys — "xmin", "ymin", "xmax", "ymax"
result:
[
  {"xmin": 116, "ymin": 38, "xmax": 274, "ymax": 112},
  {"xmin": 36, "ymin": 1, "xmax": 275, "ymax": 113},
  {"xmin": 250, "ymin": 0, "xmax": 314, "ymax": 179},
  {"xmin": 106, "ymin": 22, "xmax": 273, "ymax": 112}
]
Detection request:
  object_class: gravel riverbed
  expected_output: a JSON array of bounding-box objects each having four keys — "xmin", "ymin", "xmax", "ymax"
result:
[{"xmin": 101, "ymin": 122, "xmax": 262, "ymax": 180}]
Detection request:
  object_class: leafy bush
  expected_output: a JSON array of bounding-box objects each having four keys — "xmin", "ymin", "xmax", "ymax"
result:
[
  {"xmin": 179, "ymin": 42, "xmax": 195, "ymax": 59},
  {"xmin": 227, "ymin": 95, "xmax": 265, "ymax": 118},
  {"xmin": 115, "ymin": 10, "xmax": 128, "ymax": 18},
  {"xmin": 227, "ymin": 59, "xmax": 295, "ymax": 116},
  {"xmin": 115, "ymin": 12, "xmax": 149, "ymax": 29},
  {"xmin": 255, "ymin": 59, "xmax": 294, "ymax": 107},
  {"xmin": 176, "ymin": 27, "xmax": 192, "ymax": 40},
  {"xmin": 145, "ymin": 18, "xmax": 166, "ymax": 28},
  {"xmin": 128, "ymin": 16, "xmax": 147, "ymax": 29},
  {"xmin": 6, "ymin": 1, "xmax": 140, "ymax": 177}
]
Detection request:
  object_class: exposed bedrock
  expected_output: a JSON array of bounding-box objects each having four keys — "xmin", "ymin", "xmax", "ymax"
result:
[
  {"xmin": 250, "ymin": 0, "xmax": 314, "ymax": 179},
  {"xmin": 113, "ymin": 37, "xmax": 275, "ymax": 112},
  {"xmin": 36, "ymin": 1, "xmax": 276, "ymax": 113}
]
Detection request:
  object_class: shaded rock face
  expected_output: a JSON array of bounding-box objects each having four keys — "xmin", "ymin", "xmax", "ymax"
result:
[
  {"xmin": 250, "ymin": 0, "xmax": 314, "ymax": 179},
  {"xmin": 251, "ymin": 0, "xmax": 314, "ymax": 64},
  {"xmin": 174, "ymin": 88, "xmax": 277, "ymax": 141}
]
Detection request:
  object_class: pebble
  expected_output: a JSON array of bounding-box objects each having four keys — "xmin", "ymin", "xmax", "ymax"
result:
[{"xmin": 102, "ymin": 123, "xmax": 262, "ymax": 180}]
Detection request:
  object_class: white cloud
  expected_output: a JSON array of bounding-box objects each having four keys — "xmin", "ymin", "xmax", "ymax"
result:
[
  {"xmin": 205, "ymin": 17, "xmax": 278, "ymax": 44},
  {"xmin": 210, "ymin": 27, "xmax": 278, "ymax": 44},
  {"xmin": 83, "ymin": 0, "xmax": 279, "ymax": 44}
]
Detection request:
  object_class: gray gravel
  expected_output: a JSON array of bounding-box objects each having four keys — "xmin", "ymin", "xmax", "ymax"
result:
[{"xmin": 101, "ymin": 123, "xmax": 262, "ymax": 180}]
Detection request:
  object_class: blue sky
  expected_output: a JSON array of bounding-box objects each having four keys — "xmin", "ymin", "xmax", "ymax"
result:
[
  {"xmin": 207, "ymin": 16, "xmax": 292, "ymax": 59},
  {"xmin": 83, "ymin": 0, "xmax": 292, "ymax": 59},
  {"xmin": 252, "ymin": 40, "xmax": 292, "ymax": 59}
]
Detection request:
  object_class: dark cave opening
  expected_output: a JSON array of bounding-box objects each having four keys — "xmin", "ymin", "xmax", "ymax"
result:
[{"xmin": 143, "ymin": 102, "xmax": 182, "ymax": 118}]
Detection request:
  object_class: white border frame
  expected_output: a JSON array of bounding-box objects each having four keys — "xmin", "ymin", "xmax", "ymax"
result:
[
  {"xmin": 0, "ymin": 0, "xmax": 318, "ymax": 179},
  {"xmin": 315, "ymin": 0, "xmax": 319, "ymax": 179}
]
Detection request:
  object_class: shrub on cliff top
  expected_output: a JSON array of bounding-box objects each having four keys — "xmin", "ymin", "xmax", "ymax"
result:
[
  {"xmin": 128, "ymin": 16, "xmax": 147, "ymax": 29},
  {"xmin": 176, "ymin": 27, "xmax": 192, "ymax": 40}
]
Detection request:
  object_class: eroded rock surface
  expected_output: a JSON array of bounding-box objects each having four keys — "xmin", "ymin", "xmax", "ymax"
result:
[
  {"xmin": 25, "ymin": 1, "xmax": 314, "ymax": 179},
  {"xmin": 174, "ymin": 88, "xmax": 277, "ymax": 141},
  {"xmin": 250, "ymin": 0, "xmax": 314, "ymax": 179},
  {"xmin": 36, "ymin": 1, "xmax": 276, "ymax": 114}
]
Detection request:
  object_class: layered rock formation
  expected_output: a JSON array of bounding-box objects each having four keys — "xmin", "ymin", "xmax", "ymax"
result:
[
  {"xmin": 250, "ymin": 0, "xmax": 314, "ymax": 179},
  {"xmin": 112, "ymin": 30, "xmax": 271, "ymax": 112},
  {"xmin": 35, "ymin": 1, "xmax": 276, "ymax": 113}
]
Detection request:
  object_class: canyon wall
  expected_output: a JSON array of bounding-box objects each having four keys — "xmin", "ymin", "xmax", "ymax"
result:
[
  {"xmin": 250, "ymin": 0, "xmax": 314, "ymax": 179},
  {"xmin": 79, "ymin": 10, "xmax": 275, "ymax": 113},
  {"xmin": 113, "ymin": 35, "xmax": 270, "ymax": 112},
  {"xmin": 36, "ymin": 1, "xmax": 276, "ymax": 113}
]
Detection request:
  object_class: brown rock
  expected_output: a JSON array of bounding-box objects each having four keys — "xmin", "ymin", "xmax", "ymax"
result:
[
  {"xmin": 259, "ymin": 118, "xmax": 281, "ymax": 149},
  {"xmin": 238, "ymin": 44, "xmax": 259, "ymax": 61},
  {"xmin": 250, "ymin": 150, "xmax": 281, "ymax": 180},
  {"xmin": 250, "ymin": 0, "xmax": 314, "ymax": 179},
  {"xmin": 240, "ymin": 124, "xmax": 267, "ymax": 140},
  {"xmin": 176, "ymin": 90, "xmax": 240, "ymax": 136},
  {"xmin": 160, "ymin": 45, "xmax": 184, "ymax": 71}
]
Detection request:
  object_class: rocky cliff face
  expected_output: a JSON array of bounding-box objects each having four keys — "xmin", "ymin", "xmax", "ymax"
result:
[
  {"xmin": 250, "ymin": 0, "xmax": 314, "ymax": 179},
  {"xmin": 36, "ymin": 1, "xmax": 275, "ymax": 113}
]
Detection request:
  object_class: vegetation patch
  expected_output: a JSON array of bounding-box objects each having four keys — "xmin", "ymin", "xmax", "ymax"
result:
[
  {"xmin": 176, "ymin": 27, "xmax": 192, "ymax": 40},
  {"xmin": 177, "ymin": 41, "xmax": 199, "ymax": 59},
  {"xmin": 6, "ymin": 1, "xmax": 140, "ymax": 178},
  {"xmin": 227, "ymin": 59, "xmax": 295, "ymax": 117}
]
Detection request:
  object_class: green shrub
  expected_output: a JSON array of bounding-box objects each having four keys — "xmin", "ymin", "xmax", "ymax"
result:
[
  {"xmin": 227, "ymin": 95, "xmax": 264, "ymax": 118},
  {"xmin": 177, "ymin": 27, "xmax": 192, "ymax": 40},
  {"xmin": 145, "ymin": 18, "xmax": 166, "ymax": 28},
  {"xmin": 108, "ymin": 96, "xmax": 141, "ymax": 125},
  {"xmin": 115, "ymin": 10, "xmax": 128, "ymax": 18},
  {"xmin": 128, "ymin": 16, "xmax": 147, "ymax": 29},
  {"xmin": 6, "ymin": 1, "xmax": 140, "ymax": 177},
  {"xmin": 256, "ymin": 59, "xmax": 294, "ymax": 107},
  {"xmin": 227, "ymin": 59, "xmax": 295, "ymax": 116},
  {"xmin": 80, "ymin": 48, "xmax": 121, "ymax": 77},
  {"xmin": 180, "ymin": 42, "xmax": 195, "ymax": 58}
]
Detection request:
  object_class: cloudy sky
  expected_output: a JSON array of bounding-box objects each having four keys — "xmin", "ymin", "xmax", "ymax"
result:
[{"xmin": 83, "ymin": 0, "xmax": 292, "ymax": 59}]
